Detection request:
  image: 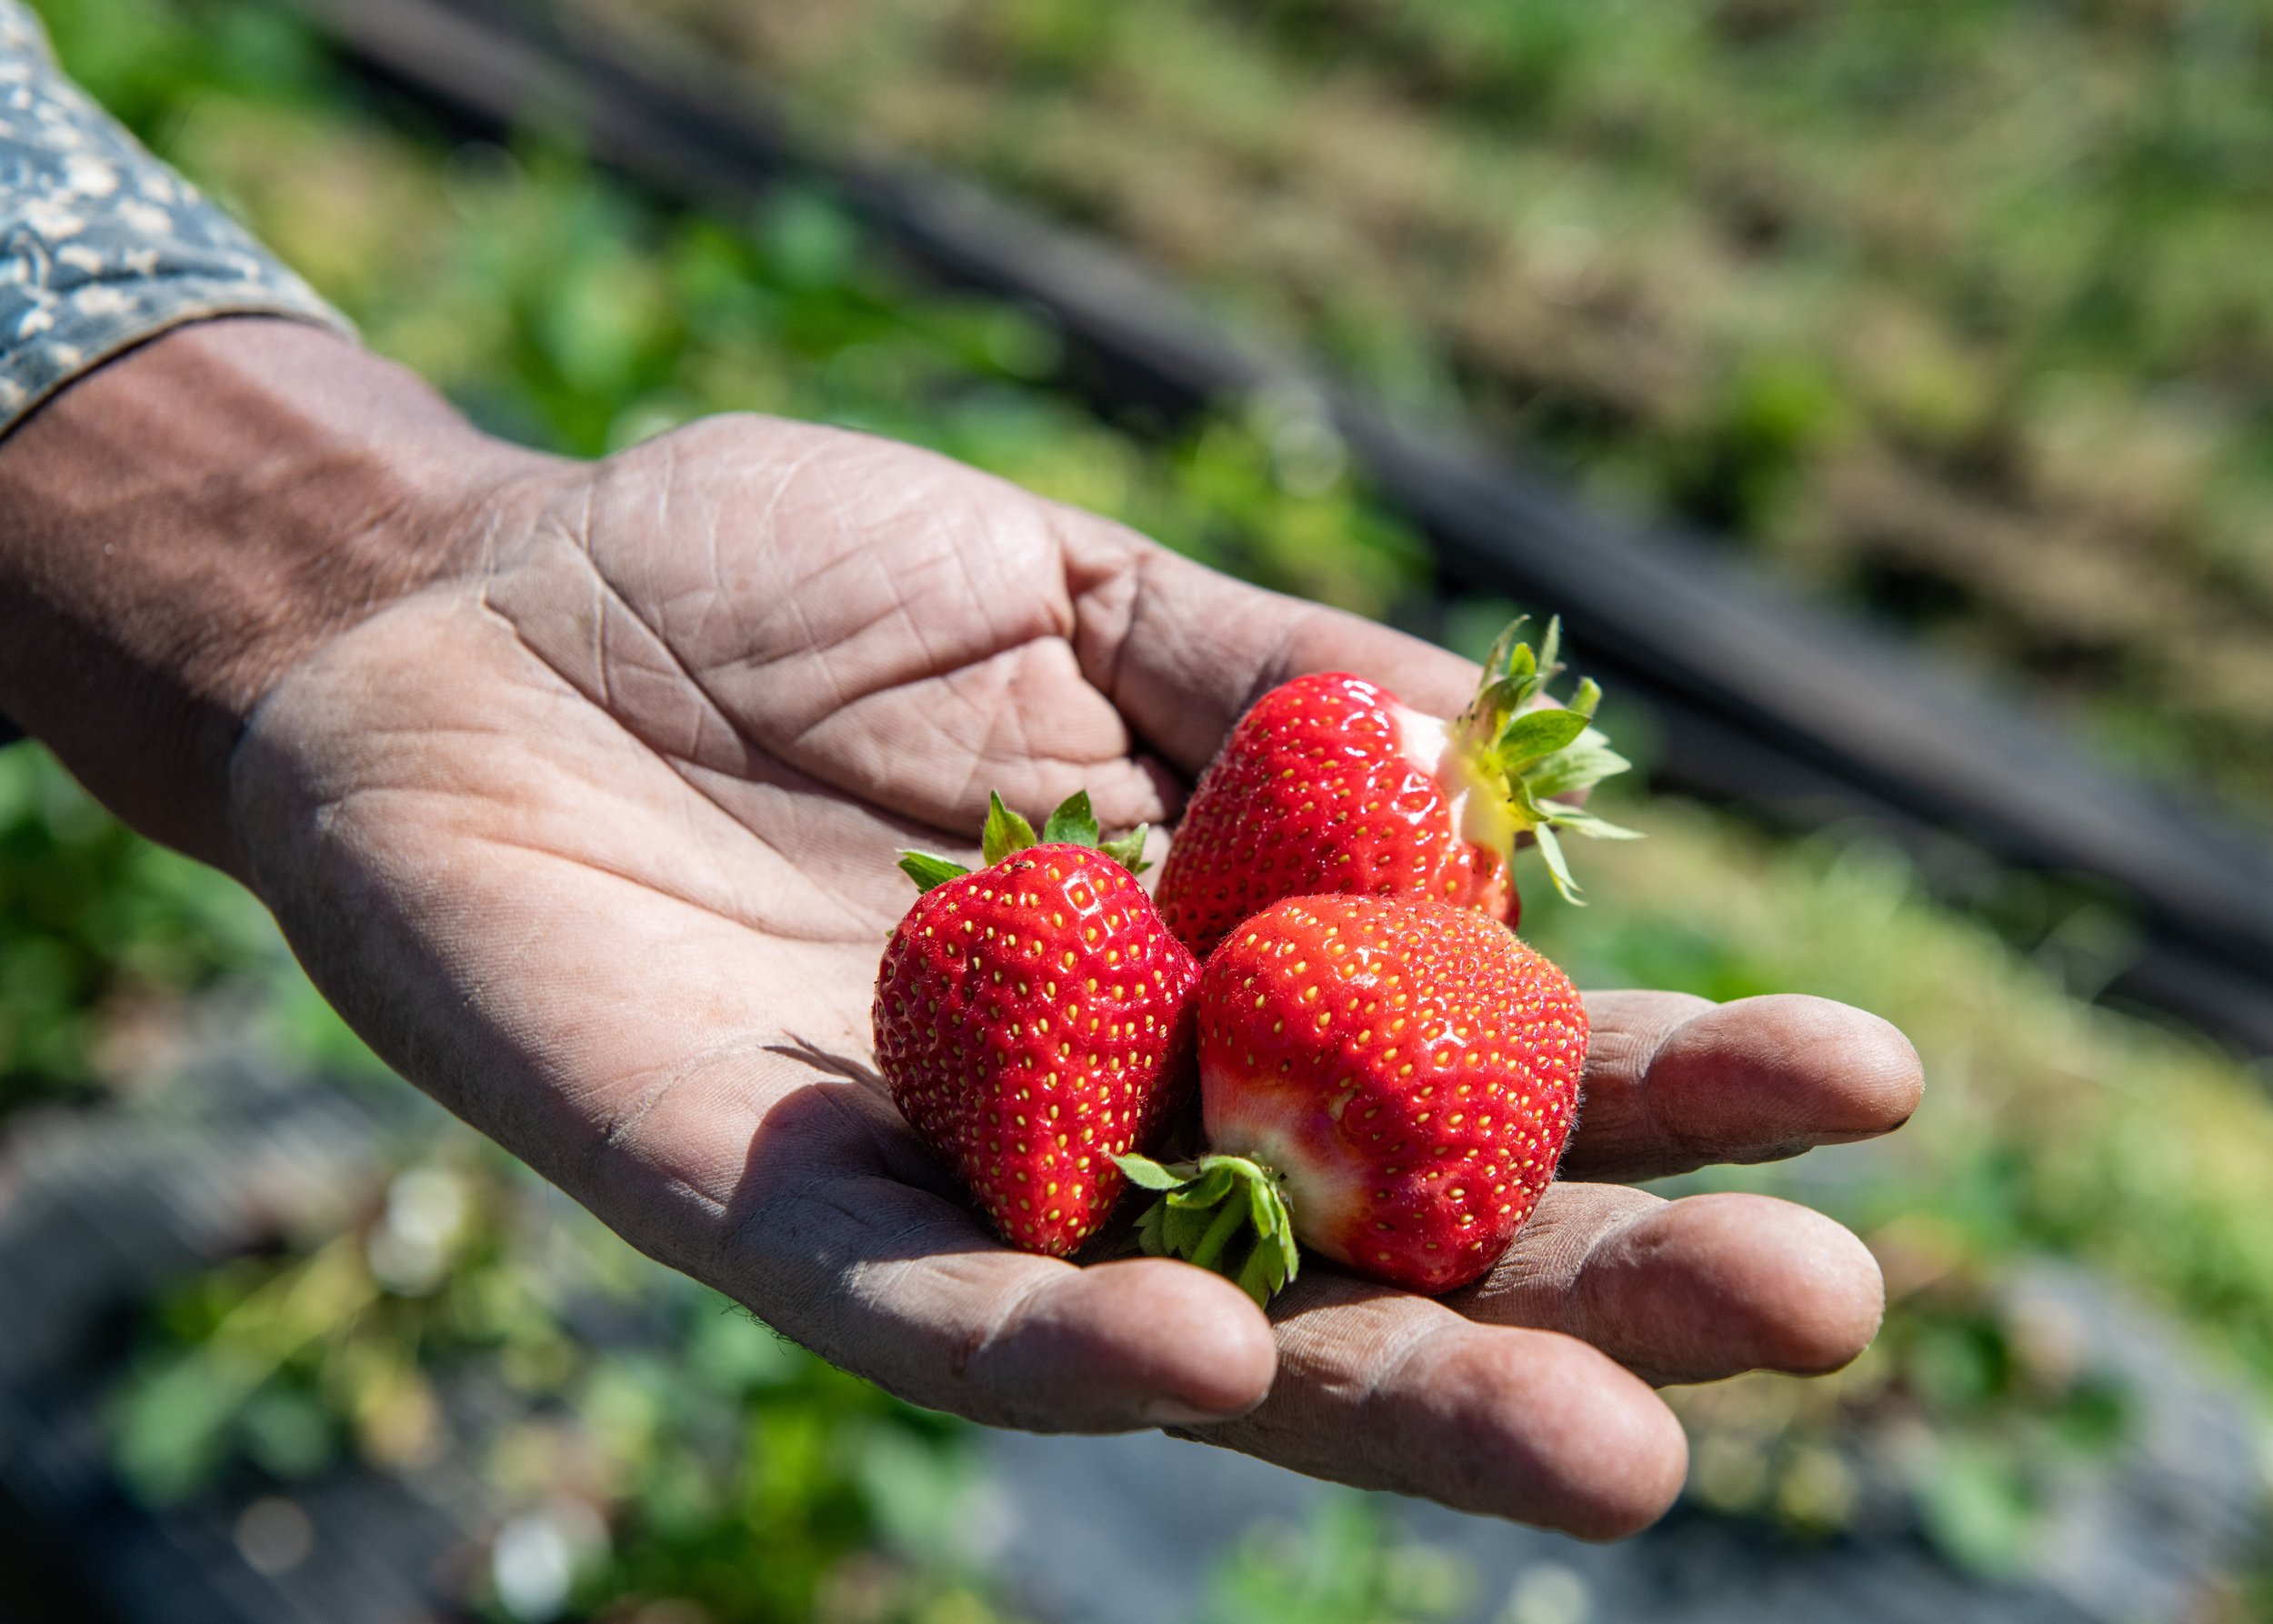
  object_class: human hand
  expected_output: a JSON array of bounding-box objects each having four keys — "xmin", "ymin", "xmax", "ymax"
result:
[{"xmin": 3, "ymin": 321, "xmax": 1921, "ymax": 1539}]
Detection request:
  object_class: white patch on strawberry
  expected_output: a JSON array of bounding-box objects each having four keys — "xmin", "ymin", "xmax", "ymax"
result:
[
  {"xmin": 1201, "ymin": 1053, "xmax": 1372, "ymax": 1264},
  {"xmin": 1393, "ymin": 701, "xmax": 1521, "ymax": 864}
]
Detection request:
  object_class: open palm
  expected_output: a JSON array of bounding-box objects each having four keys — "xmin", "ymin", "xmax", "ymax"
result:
[{"xmin": 228, "ymin": 415, "xmax": 1920, "ymax": 1538}]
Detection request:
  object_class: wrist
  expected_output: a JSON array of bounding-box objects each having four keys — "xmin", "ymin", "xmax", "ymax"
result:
[{"xmin": 0, "ymin": 316, "xmax": 564, "ymax": 871}]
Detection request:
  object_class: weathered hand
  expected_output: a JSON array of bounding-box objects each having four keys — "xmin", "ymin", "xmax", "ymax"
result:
[{"xmin": 5, "ymin": 323, "xmax": 1921, "ymax": 1539}]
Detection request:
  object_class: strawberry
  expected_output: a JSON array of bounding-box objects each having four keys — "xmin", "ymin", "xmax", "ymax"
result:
[
  {"xmin": 1119, "ymin": 892, "xmax": 1586, "ymax": 1300},
  {"xmin": 1155, "ymin": 618, "xmax": 1637, "ymax": 958},
  {"xmin": 874, "ymin": 792, "xmax": 1201, "ymax": 1256}
]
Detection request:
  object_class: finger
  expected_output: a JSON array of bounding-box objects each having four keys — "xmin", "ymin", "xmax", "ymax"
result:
[
  {"xmin": 1175, "ymin": 1269, "xmax": 1687, "ymax": 1539},
  {"xmin": 1057, "ymin": 517, "xmax": 1480, "ymax": 776},
  {"xmin": 637, "ymin": 1061, "xmax": 1281, "ymax": 1433},
  {"xmin": 1566, "ymin": 990, "xmax": 1923, "ymax": 1182},
  {"xmin": 1452, "ymin": 1183, "xmax": 1885, "ymax": 1385},
  {"xmin": 804, "ymin": 1227, "xmax": 1278, "ymax": 1431}
]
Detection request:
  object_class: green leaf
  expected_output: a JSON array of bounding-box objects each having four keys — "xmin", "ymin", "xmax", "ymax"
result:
[
  {"xmin": 1042, "ymin": 791, "xmax": 1102, "ymax": 848},
  {"xmin": 896, "ymin": 851, "xmax": 971, "ymax": 893},
  {"xmin": 1165, "ymin": 1198, "xmax": 1212, "ymax": 1257},
  {"xmin": 1481, "ymin": 615, "xmax": 1529, "ymax": 682},
  {"xmin": 1449, "ymin": 617, "xmax": 1641, "ymax": 906},
  {"xmin": 1540, "ymin": 802, "xmax": 1645, "ymax": 840},
  {"xmin": 1099, "ymin": 827, "xmax": 1150, "ymax": 873},
  {"xmin": 1118, "ymin": 1155, "xmax": 1300, "ymax": 1307},
  {"xmin": 1247, "ymin": 1174, "xmax": 1276, "ymax": 1237},
  {"xmin": 1248, "ymin": 1169, "xmax": 1299, "ymax": 1294},
  {"xmin": 1494, "ymin": 707, "xmax": 1592, "ymax": 766},
  {"xmin": 1235, "ymin": 1244, "xmax": 1278, "ymax": 1307},
  {"xmin": 1504, "ymin": 642, "xmax": 1537, "ymax": 689},
  {"xmin": 1504, "ymin": 774, "xmax": 1550, "ymax": 827},
  {"xmin": 980, "ymin": 792, "xmax": 1037, "ymax": 865},
  {"xmin": 1536, "ymin": 615, "xmax": 1563, "ymax": 678},
  {"xmin": 1473, "ymin": 673, "xmax": 1537, "ymax": 729},
  {"xmin": 1174, "ymin": 1164, "xmax": 1237, "ymax": 1209},
  {"xmin": 1522, "ymin": 733, "xmax": 1631, "ymax": 802},
  {"xmin": 1235, "ymin": 1227, "xmax": 1294, "ymax": 1308},
  {"xmin": 1114, "ymin": 1153, "xmax": 1187, "ymax": 1191},
  {"xmin": 1531, "ymin": 822, "xmax": 1582, "ymax": 905},
  {"xmin": 1136, "ymin": 1202, "xmax": 1167, "ymax": 1255}
]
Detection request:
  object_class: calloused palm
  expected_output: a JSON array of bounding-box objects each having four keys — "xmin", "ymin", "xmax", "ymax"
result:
[{"xmin": 228, "ymin": 416, "xmax": 1920, "ymax": 1539}]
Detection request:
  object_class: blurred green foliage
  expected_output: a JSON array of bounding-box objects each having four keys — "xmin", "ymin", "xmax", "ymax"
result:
[
  {"xmin": 110, "ymin": 1145, "xmax": 1019, "ymax": 1623},
  {"xmin": 582, "ymin": 0, "xmax": 2273, "ymax": 824},
  {"xmin": 1527, "ymin": 805, "xmax": 2273, "ymax": 1579},
  {"xmin": 5, "ymin": 0, "xmax": 2273, "ymax": 1613},
  {"xmin": 1197, "ymin": 1499, "xmax": 1469, "ymax": 1624},
  {"xmin": 0, "ymin": 746, "xmax": 275, "ymax": 1112},
  {"xmin": 35, "ymin": 0, "xmax": 1426, "ymax": 624},
  {"xmin": 1674, "ymin": 1255, "xmax": 2136, "ymax": 1575}
]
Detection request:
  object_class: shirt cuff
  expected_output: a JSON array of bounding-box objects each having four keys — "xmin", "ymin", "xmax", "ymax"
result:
[{"xmin": 0, "ymin": 276, "xmax": 352, "ymax": 439}]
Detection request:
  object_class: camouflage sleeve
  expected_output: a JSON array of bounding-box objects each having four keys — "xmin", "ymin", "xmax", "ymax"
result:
[{"xmin": 0, "ymin": 0, "xmax": 349, "ymax": 438}]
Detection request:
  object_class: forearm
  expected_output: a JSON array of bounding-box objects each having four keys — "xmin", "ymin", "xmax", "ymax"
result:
[
  {"xmin": 0, "ymin": 317, "xmax": 556, "ymax": 872},
  {"xmin": 0, "ymin": 0, "xmax": 558, "ymax": 868}
]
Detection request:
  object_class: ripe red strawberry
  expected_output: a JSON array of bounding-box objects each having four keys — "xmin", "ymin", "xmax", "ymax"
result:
[
  {"xmin": 1120, "ymin": 892, "xmax": 1586, "ymax": 1299},
  {"xmin": 1156, "ymin": 619, "xmax": 1636, "ymax": 958},
  {"xmin": 874, "ymin": 792, "xmax": 1200, "ymax": 1256}
]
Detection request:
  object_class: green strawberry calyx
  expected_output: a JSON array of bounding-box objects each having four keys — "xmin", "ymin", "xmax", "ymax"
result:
[
  {"xmin": 1113, "ymin": 1152, "xmax": 1300, "ymax": 1308},
  {"xmin": 1445, "ymin": 615, "xmax": 1641, "ymax": 906},
  {"xmin": 898, "ymin": 790, "xmax": 1152, "ymax": 893}
]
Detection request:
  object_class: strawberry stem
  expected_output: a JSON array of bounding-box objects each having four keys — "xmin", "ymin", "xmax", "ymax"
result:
[
  {"xmin": 1187, "ymin": 1198, "xmax": 1251, "ymax": 1273},
  {"xmin": 898, "ymin": 789, "xmax": 1153, "ymax": 893},
  {"xmin": 1115, "ymin": 1152, "xmax": 1300, "ymax": 1307},
  {"xmin": 1449, "ymin": 615, "xmax": 1642, "ymax": 906}
]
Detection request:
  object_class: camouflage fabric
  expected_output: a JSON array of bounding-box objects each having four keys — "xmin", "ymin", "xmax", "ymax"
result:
[{"xmin": 0, "ymin": 0, "xmax": 346, "ymax": 436}]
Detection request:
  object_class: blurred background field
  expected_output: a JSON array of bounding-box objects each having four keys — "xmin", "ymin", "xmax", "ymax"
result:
[
  {"xmin": 576, "ymin": 0, "xmax": 2273, "ymax": 827},
  {"xmin": 5, "ymin": 0, "xmax": 2273, "ymax": 1619}
]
